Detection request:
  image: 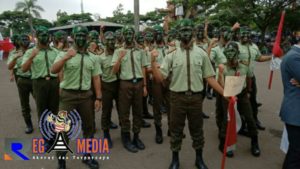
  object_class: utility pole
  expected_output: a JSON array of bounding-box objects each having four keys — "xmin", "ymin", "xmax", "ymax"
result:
[
  {"xmin": 81, "ymin": 0, "xmax": 84, "ymax": 13},
  {"xmin": 134, "ymin": 0, "xmax": 140, "ymax": 32}
]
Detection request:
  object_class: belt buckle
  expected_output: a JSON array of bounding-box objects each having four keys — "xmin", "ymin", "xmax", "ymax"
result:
[
  {"xmin": 185, "ymin": 91, "xmax": 192, "ymax": 96},
  {"xmin": 132, "ymin": 79, "xmax": 137, "ymax": 84},
  {"xmin": 45, "ymin": 76, "xmax": 50, "ymax": 80}
]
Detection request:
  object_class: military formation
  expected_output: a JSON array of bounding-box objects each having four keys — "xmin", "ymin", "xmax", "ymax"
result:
[{"xmin": 7, "ymin": 18, "xmax": 272, "ymax": 169}]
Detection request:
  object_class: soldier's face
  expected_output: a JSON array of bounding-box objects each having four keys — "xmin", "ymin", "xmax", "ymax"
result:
[
  {"xmin": 196, "ymin": 30, "xmax": 204, "ymax": 40},
  {"xmin": 145, "ymin": 32, "xmax": 154, "ymax": 43},
  {"xmin": 179, "ymin": 26, "xmax": 193, "ymax": 43},
  {"xmin": 124, "ymin": 30, "xmax": 134, "ymax": 44},
  {"xmin": 20, "ymin": 36, "xmax": 30, "ymax": 48},
  {"xmin": 38, "ymin": 32, "xmax": 49, "ymax": 45},
  {"xmin": 240, "ymin": 31, "xmax": 250, "ymax": 44},
  {"xmin": 136, "ymin": 36, "xmax": 144, "ymax": 45},
  {"xmin": 155, "ymin": 31, "xmax": 164, "ymax": 42},
  {"xmin": 105, "ymin": 38, "xmax": 115, "ymax": 50},
  {"xmin": 224, "ymin": 48, "xmax": 239, "ymax": 67},
  {"xmin": 75, "ymin": 33, "xmax": 87, "ymax": 48}
]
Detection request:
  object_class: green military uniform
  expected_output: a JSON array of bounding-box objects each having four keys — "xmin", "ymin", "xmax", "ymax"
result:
[
  {"xmin": 160, "ymin": 44, "xmax": 215, "ymax": 151},
  {"xmin": 237, "ymin": 42, "xmax": 261, "ymax": 72},
  {"xmin": 22, "ymin": 47, "xmax": 59, "ymax": 119},
  {"xmin": 111, "ymin": 46, "xmax": 149, "ymax": 133},
  {"xmin": 218, "ymin": 64, "xmax": 257, "ymax": 139},
  {"xmin": 97, "ymin": 51, "xmax": 119, "ymax": 131},
  {"xmin": 55, "ymin": 49, "xmax": 101, "ymax": 137},
  {"xmin": 7, "ymin": 48, "xmax": 33, "ymax": 127}
]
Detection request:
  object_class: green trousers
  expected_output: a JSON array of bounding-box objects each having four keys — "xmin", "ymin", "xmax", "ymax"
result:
[
  {"xmin": 170, "ymin": 92, "xmax": 204, "ymax": 152},
  {"xmin": 16, "ymin": 77, "xmax": 33, "ymax": 121}
]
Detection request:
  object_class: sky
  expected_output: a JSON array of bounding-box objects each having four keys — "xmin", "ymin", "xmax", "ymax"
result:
[{"xmin": 0, "ymin": 0, "xmax": 167, "ymax": 22}]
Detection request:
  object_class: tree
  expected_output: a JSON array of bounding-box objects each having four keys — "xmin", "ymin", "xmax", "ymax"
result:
[
  {"xmin": 0, "ymin": 10, "xmax": 29, "ymax": 36},
  {"xmin": 55, "ymin": 13, "xmax": 93, "ymax": 26},
  {"xmin": 15, "ymin": 0, "xmax": 45, "ymax": 37},
  {"xmin": 56, "ymin": 10, "xmax": 68, "ymax": 20}
]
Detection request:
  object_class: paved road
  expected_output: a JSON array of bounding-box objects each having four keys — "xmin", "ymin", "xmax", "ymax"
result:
[{"xmin": 0, "ymin": 59, "xmax": 286, "ymax": 169}]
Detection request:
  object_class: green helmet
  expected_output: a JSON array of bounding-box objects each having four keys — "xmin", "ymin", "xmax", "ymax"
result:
[
  {"xmin": 122, "ymin": 25, "xmax": 135, "ymax": 34},
  {"xmin": 240, "ymin": 26, "xmax": 251, "ymax": 35},
  {"xmin": 72, "ymin": 25, "xmax": 88, "ymax": 36},
  {"xmin": 224, "ymin": 42, "xmax": 239, "ymax": 60},
  {"xmin": 178, "ymin": 19, "xmax": 194, "ymax": 28},
  {"xmin": 220, "ymin": 26, "xmax": 232, "ymax": 41},
  {"xmin": 153, "ymin": 25, "xmax": 163, "ymax": 34},
  {"xmin": 35, "ymin": 26, "xmax": 49, "ymax": 36},
  {"xmin": 89, "ymin": 30, "xmax": 99, "ymax": 39},
  {"xmin": 104, "ymin": 31, "xmax": 115, "ymax": 40},
  {"xmin": 54, "ymin": 30, "xmax": 67, "ymax": 40}
]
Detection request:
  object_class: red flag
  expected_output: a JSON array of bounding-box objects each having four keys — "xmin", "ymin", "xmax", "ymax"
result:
[
  {"xmin": 272, "ymin": 11, "xmax": 285, "ymax": 57},
  {"xmin": 0, "ymin": 38, "xmax": 14, "ymax": 52},
  {"xmin": 268, "ymin": 11, "xmax": 285, "ymax": 90},
  {"xmin": 221, "ymin": 96, "xmax": 238, "ymax": 169}
]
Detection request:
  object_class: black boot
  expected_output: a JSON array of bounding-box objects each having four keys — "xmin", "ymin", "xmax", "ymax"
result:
[
  {"xmin": 142, "ymin": 119, "xmax": 151, "ymax": 128},
  {"xmin": 251, "ymin": 136, "xmax": 261, "ymax": 157},
  {"xmin": 82, "ymin": 154, "xmax": 99, "ymax": 169},
  {"xmin": 57, "ymin": 158, "xmax": 66, "ymax": 169},
  {"xmin": 24, "ymin": 118, "xmax": 33, "ymax": 134},
  {"xmin": 121, "ymin": 132, "xmax": 138, "ymax": 153},
  {"xmin": 110, "ymin": 121, "xmax": 118, "ymax": 129},
  {"xmin": 168, "ymin": 151, "xmax": 179, "ymax": 169},
  {"xmin": 132, "ymin": 133, "xmax": 145, "ymax": 150},
  {"xmin": 155, "ymin": 125, "xmax": 163, "ymax": 144},
  {"xmin": 195, "ymin": 149, "xmax": 208, "ymax": 169},
  {"xmin": 103, "ymin": 130, "xmax": 113, "ymax": 148},
  {"xmin": 218, "ymin": 138, "xmax": 234, "ymax": 158}
]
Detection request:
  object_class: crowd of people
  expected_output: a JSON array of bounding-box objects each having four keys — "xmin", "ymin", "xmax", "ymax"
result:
[{"xmin": 7, "ymin": 17, "xmax": 300, "ymax": 169}]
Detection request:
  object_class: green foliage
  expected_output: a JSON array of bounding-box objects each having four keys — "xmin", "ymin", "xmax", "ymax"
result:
[{"xmin": 55, "ymin": 13, "xmax": 93, "ymax": 26}]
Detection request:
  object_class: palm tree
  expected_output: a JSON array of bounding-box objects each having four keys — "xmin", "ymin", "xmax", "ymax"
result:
[{"xmin": 15, "ymin": 0, "xmax": 44, "ymax": 38}]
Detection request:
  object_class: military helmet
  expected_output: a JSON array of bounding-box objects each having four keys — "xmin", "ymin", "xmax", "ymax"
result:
[
  {"xmin": 72, "ymin": 25, "xmax": 88, "ymax": 36},
  {"xmin": 35, "ymin": 26, "xmax": 49, "ymax": 36}
]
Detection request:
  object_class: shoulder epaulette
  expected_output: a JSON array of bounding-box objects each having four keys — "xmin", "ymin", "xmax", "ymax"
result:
[{"xmin": 167, "ymin": 48, "xmax": 177, "ymax": 54}]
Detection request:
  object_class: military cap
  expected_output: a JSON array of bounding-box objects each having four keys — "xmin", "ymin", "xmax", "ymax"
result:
[
  {"xmin": 54, "ymin": 30, "xmax": 67, "ymax": 39},
  {"xmin": 122, "ymin": 25, "xmax": 135, "ymax": 34},
  {"xmin": 178, "ymin": 19, "xmax": 194, "ymax": 28},
  {"xmin": 35, "ymin": 26, "xmax": 49, "ymax": 36},
  {"xmin": 72, "ymin": 25, "xmax": 88, "ymax": 35}
]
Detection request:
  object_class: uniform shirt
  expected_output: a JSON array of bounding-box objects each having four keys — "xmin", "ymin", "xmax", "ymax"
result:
[
  {"xmin": 97, "ymin": 51, "xmax": 118, "ymax": 83},
  {"xmin": 22, "ymin": 47, "xmax": 59, "ymax": 79},
  {"xmin": 111, "ymin": 47, "xmax": 149, "ymax": 80},
  {"xmin": 54, "ymin": 50, "xmax": 101, "ymax": 90},
  {"xmin": 210, "ymin": 44, "xmax": 227, "ymax": 81},
  {"xmin": 7, "ymin": 49, "xmax": 31, "ymax": 77},
  {"xmin": 160, "ymin": 45, "xmax": 215, "ymax": 92},
  {"xmin": 156, "ymin": 45, "xmax": 167, "ymax": 65},
  {"xmin": 223, "ymin": 64, "xmax": 253, "ymax": 89},
  {"xmin": 237, "ymin": 42, "xmax": 261, "ymax": 72}
]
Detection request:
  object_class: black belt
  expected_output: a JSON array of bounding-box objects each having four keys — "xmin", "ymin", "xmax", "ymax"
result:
[
  {"xmin": 175, "ymin": 91, "xmax": 202, "ymax": 96},
  {"xmin": 121, "ymin": 78, "xmax": 143, "ymax": 84},
  {"xmin": 34, "ymin": 76, "xmax": 57, "ymax": 80},
  {"xmin": 17, "ymin": 76, "xmax": 31, "ymax": 79},
  {"xmin": 62, "ymin": 89, "xmax": 90, "ymax": 93}
]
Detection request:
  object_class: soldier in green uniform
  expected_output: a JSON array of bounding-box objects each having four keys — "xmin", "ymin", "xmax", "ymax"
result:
[
  {"xmin": 238, "ymin": 27, "xmax": 271, "ymax": 131},
  {"xmin": 134, "ymin": 31, "xmax": 154, "ymax": 129},
  {"xmin": 22, "ymin": 26, "xmax": 59, "ymax": 121},
  {"xmin": 115, "ymin": 29, "xmax": 124, "ymax": 49},
  {"xmin": 218, "ymin": 42, "xmax": 261, "ymax": 157},
  {"xmin": 97, "ymin": 31, "xmax": 120, "ymax": 148},
  {"xmin": 151, "ymin": 19, "xmax": 224, "ymax": 169},
  {"xmin": 22, "ymin": 26, "xmax": 59, "ymax": 152},
  {"xmin": 148, "ymin": 25, "xmax": 169, "ymax": 144},
  {"xmin": 7, "ymin": 34, "xmax": 33, "ymax": 134},
  {"xmin": 9, "ymin": 34, "xmax": 21, "ymax": 82},
  {"xmin": 53, "ymin": 30, "xmax": 69, "ymax": 51},
  {"xmin": 51, "ymin": 25, "xmax": 101, "ymax": 169},
  {"xmin": 111, "ymin": 26, "xmax": 149, "ymax": 153}
]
